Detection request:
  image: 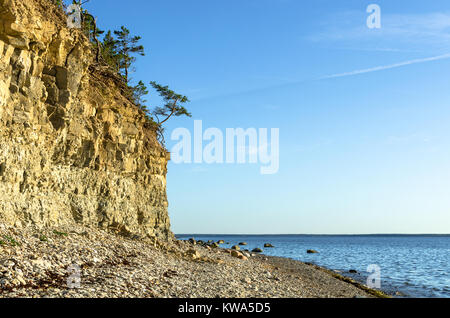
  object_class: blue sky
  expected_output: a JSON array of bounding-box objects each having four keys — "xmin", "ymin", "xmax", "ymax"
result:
[{"xmin": 82, "ymin": 0, "xmax": 450, "ymax": 234}]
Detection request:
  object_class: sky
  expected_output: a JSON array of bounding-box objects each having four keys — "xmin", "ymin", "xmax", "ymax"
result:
[{"xmin": 81, "ymin": 0, "xmax": 450, "ymax": 234}]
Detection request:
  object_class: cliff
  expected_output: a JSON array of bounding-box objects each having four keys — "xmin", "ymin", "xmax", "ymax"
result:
[{"xmin": 0, "ymin": 0, "xmax": 173, "ymax": 240}]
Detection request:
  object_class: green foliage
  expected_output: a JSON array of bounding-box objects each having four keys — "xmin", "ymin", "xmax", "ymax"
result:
[
  {"xmin": 53, "ymin": 230, "xmax": 68, "ymax": 237},
  {"xmin": 132, "ymin": 80, "xmax": 149, "ymax": 112},
  {"xmin": 150, "ymin": 81, "xmax": 192, "ymax": 125},
  {"xmin": 113, "ymin": 26, "xmax": 145, "ymax": 83},
  {"xmin": 149, "ymin": 81, "xmax": 192, "ymax": 144},
  {"xmin": 60, "ymin": 2, "xmax": 192, "ymax": 144},
  {"xmin": 2, "ymin": 235, "xmax": 20, "ymax": 247},
  {"xmin": 82, "ymin": 11, "xmax": 104, "ymax": 46},
  {"xmin": 101, "ymin": 30, "xmax": 120, "ymax": 71},
  {"xmin": 98, "ymin": 29, "xmax": 154, "ymax": 120}
]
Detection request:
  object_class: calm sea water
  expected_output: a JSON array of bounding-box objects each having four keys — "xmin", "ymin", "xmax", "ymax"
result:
[{"xmin": 176, "ymin": 234, "xmax": 450, "ymax": 298}]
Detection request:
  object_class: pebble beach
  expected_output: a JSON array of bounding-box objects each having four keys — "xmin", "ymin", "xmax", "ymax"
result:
[{"xmin": 0, "ymin": 223, "xmax": 385, "ymax": 298}]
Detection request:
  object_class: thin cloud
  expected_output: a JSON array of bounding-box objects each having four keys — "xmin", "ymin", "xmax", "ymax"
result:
[
  {"xmin": 320, "ymin": 53, "xmax": 450, "ymax": 79},
  {"xmin": 386, "ymin": 132, "xmax": 432, "ymax": 145},
  {"xmin": 310, "ymin": 12, "xmax": 450, "ymax": 40},
  {"xmin": 308, "ymin": 12, "xmax": 450, "ymax": 53},
  {"xmin": 192, "ymin": 53, "xmax": 450, "ymax": 102}
]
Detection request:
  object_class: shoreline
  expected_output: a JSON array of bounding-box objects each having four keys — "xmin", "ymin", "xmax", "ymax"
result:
[
  {"xmin": 251, "ymin": 255, "xmax": 389, "ymax": 298},
  {"xmin": 259, "ymin": 255, "xmax": 389, "ymax": 298},
  {"xmin": 0, "ymin": 224, "xmax": 388, "ymax": 298},
  {"xmin": 178, "ymin": 236, "xmax": 393, "ymax": 298}
]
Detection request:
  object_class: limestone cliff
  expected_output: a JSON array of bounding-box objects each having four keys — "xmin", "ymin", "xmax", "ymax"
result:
[{"xmin": 0, "ymin": 0, "xmax": 173, "ymax": 240}]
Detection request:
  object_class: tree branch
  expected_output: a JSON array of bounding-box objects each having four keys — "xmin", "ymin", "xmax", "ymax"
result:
[{"xmin": 158, "ymin": 99, "xmax": 178, "ymax": 125}]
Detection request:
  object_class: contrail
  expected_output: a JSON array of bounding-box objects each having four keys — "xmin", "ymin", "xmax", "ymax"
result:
[
  {"xmin": 320, "ymin": 53, "xmax": 450, "ymax": 79},
  {"xmin": 192, "ymin": 53, "xmax": 450, "ymax": 102}
]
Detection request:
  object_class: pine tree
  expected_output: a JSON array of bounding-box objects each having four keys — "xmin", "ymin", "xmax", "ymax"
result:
[
  {"xmin": 113, "ymin": 26, "xmax": 145, "ymax": 83},
  {"xmin": 82, "ymin": 11, "xmax": 104, "ymax": 45},
  {"xmin": 101, "ymin": 30, "xmax": 120, "ymax": 71},
  {"xmin": 132, "ymin": 80, "xmax": 149, "ymax": 113},
  {"xmin": 149, "ymin": 81, "xmax": 191, "ymax": 144},
  {"xmin": 150, "ymin": 81, "xmax": 191, "ymax": 125}
]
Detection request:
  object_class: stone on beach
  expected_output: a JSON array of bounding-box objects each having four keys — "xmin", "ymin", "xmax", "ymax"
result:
[
  {"xmin": 188, "ymin": 238, "xmax": 196, "ymax": 245},
  {"xmin": 186, "ymin": 249, "xmax": 200, "ymax": 259},
  {"xmin": 231, "ymin": 250, "xmax": 241, "ymax": 258},
  {"xmin": 0, "ymin": 222, "xmax": 382, "ymax": 298}
]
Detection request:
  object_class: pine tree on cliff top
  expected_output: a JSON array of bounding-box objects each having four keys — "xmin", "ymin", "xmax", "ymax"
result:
[
  {"xmin": 101, "ymin": 30, "xmax": 120, "ymax": 72},
  {"xmin": 132, "ymin": 80, "xmax": 149, "ymax": 113},
  {"xmin": 113, "ymin": 26, "xmax": 145, "ymax": 83},
  {"xmin": 66, "ymin": 9, "xmax": 192, "ymax": 142}
]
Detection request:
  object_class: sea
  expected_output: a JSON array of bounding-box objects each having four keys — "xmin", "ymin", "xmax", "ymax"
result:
[{"xmin": 176, "ymin": 234, "xmax": 450, "ymax": 298}]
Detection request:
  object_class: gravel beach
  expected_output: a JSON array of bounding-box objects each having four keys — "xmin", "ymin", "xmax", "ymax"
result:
[{"xmin": 0, "ymin": 223, "xmax": 385, "ymax": 298}]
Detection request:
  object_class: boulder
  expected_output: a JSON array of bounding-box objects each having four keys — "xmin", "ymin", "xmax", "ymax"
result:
[
  {"xmin": 252, "ymin": 248, "xmax": 263, "ymax": 253},
  {"xmin": 188, "ymin": 238, "xmax": 196, "ymax": 245},
  {"xmin": 231, "ymin": 245, "xmax": 240, "ymax": 251},
  {"xmin": 264, "ymin": 243, "xmax": 274, "ymax": 248},
  {"xmin": 230, "ymin": 250, "xmax": 247, "ymax": 261},
  {"xmin": 307, "ymin": 249, "xmax": 319, "ymax": 254},
  {"xmin": 238, "ymin": 254, "xmax": 248, "ymax": 261},
  {"xmin": 186, "ymin": 249, "xmax": 200, "ymax": 259},
  {"xmin": 231, "ymin": 250, "xmax": 242, "ymax": 258}
]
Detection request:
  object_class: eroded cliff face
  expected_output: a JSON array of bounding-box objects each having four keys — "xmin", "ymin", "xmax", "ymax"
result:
[{"xmin": 0, "ymin": 0, "xmax": 173, "ymax": 240}]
